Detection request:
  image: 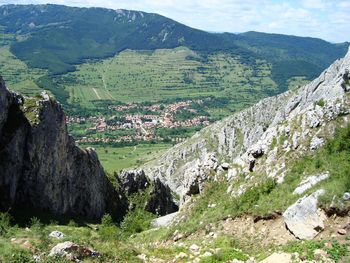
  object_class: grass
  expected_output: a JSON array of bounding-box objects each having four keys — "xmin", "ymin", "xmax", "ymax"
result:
[
  {"xmin": 135, "ymin": 123, "xmax": 350, "ymax": 245},
  {"xmin": 1, "ymin": 124, "xmax": 350, "ymax": 262},
  {"xmin": 82, "ymin": 143, "xmax": 172, "ymax": 173}
]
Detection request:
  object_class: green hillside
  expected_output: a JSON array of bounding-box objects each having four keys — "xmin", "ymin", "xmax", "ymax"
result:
[
  {"xmin": 0, "ymin": 4, "xmax": 347, "ymax": 93},
  {"xmin": 55, "ymin": 47, "xmax": 277, "ymax": 112}
]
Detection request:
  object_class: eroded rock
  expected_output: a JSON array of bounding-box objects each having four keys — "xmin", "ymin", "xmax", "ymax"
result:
[
  {"xmin": 119, "ymin": 169, "xmax": 148, "ymax": 194},
  {"xmin": 293, "ymin": 173, "xmax": 330, "ymax": 195},
  {"xmin": 283, "ymin": 189, "xmax": 326, "ymax": 240},
  {"xmin": 49, "ymin": 241, "xmax": 99, "ymax": 261}
]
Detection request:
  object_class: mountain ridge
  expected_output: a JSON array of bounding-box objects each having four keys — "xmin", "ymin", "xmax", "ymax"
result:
[{"xmin": 0, "ymin": 4, "xmax": 347, "ymax": 93}]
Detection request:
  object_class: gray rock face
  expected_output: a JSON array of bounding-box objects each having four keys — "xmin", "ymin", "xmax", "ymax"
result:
[
  {"xmin": 310, "ymin": 136, "xmax": 325, "ymax": 150},
  {"xmin": 293, "ymin": 173, "xmax": 330, "ymax": 195},
  {"xmin": 119, "ymin": 169, "xmax": 149, "ymax": 194},
  {"xmin": 283, "ymin": 190, "xmax": 326, "ymax": 240},
  {"xmin": 118, "ymin": 169, "xmax": 178, "ymax": 216},
  {"xmin": 151, "ymin": 211, "xmax": 179, "ymax": 227},
  {"xmin": 145, "ymin": 178, "xmax": 179, "ymax": 216},
  {"xmin": 137, "ymin": 46, "xmax": 350, "ymax": 204},
  {"xmin": 0, "ymin": 78, "xmax": 127, "ymax": 221}
]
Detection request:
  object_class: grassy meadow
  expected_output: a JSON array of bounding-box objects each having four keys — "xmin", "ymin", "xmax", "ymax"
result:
[{"xmin": 82, "ymin": 143, "xmax": 172, "ymax": 174}]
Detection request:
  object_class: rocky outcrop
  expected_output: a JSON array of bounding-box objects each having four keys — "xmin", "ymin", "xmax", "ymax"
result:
[
  {"xmin": 145, "ymin": 178, "xmax": 179, "ymax": 216},
  {"xmin": 119, "ymin": 169, "xmax": 149, "ymax": 195},
  {"xmin": 118, "ymin": 170, "xmax": 178, "ymax": 216},
  {"xmin": 283, "ymin": 190, "xmax": 326, "ymax": 240},
  {"xmin": 49, "ymin": 241, "xmax": 99, "ymax": 261},
  {"xmin": 151, "ymin": 211, "xmax": 179, "ymax": 227},
  {"xmin": 293, "ymin": 173, "xmax": 330, "ymax": 195},
  {"xmin": 134, "ymin": 46, "xmax": 350, "ymax": 204},
  {"xmin": 0, "ymin": 77, "xmax": 127, "ymax": 221}
]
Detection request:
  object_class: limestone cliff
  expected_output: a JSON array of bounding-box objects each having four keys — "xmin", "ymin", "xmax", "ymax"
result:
[
  {"xmin": 137, "ymin": 47, "xmax": 350, "ymax": 203},
  {"xmin": 0, "ymin": 78, "xmax": 127, "ymax": 221}
]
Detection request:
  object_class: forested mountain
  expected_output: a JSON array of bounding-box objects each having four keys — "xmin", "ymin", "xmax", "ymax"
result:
[{"xmin": 0, "ymin": 4, "xmax": 347, "ymax": 88}]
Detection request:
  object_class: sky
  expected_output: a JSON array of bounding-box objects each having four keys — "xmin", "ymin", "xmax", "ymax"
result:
[{"xmin": 0, "ymin": 0, "xmax": 349, "ymax": 43}]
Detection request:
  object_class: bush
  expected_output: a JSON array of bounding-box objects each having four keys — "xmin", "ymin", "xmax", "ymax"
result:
[
  {"xmin": 99, "ymin": 225, "xmax": 121, "ymax": 241},
  {"xmin": 0, "ymin": 212, "xmax": 12, "ymax": 236},
  {"xmin": 121, "ymin": 209, "xmax": 155, "ymax": 235},
  {"xmin": 326, "ymin": 124, "xmax": 350, "ymax": 154},
  {"xmin": 101, "ymin": 214, "xmax": 114, "ymax": 227},
  {"xmin": 67, "ymin": 219, "xmax": 78, "ymax": 227}
]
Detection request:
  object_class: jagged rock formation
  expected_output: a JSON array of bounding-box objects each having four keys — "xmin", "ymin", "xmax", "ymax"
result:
[
  {"xmin": 131, "ymin": 46, "xmax": 350, "ymax": 204},
  {"xmin": 118, "ymin": 170, "xmax": 178, "ymax": 216},
  {"xmin": 0, "ymin": 78, "xmax": 127, "ymax": 221},
  {"xmin": 119, "ymin": 169, "xmax": 149, "ymax": 195}
]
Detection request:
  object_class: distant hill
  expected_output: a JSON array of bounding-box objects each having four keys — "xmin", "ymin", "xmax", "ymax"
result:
[{"xmin": 0, "ymin": 4, "xmax": 348, "ymax": 111}]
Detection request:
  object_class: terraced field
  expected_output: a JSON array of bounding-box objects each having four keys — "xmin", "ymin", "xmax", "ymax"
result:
[
  {"xmin": 56, "ymin": 47, "xmax": 280, "ymax": 112},
  {"xmin": 0, "ymin": 45, "xmax": 308, "ymax": 115}
]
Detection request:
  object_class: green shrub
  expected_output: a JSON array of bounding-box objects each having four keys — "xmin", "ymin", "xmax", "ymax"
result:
[
  {"xmin": 0, "ymin": 212, "xmax": 12, "ymax": 236},
  {"xmin": 326, "ymin": 241, "xmax": 348, "ymax": 262},
  {"xmin": 121, "ymin": 209, "xmax": 155, "ymax": 235},
  {"xmin": 29, "ymin": 217, "xmax": 43, "ymax": 231},
  {"xmin": 67, "ymin": 219, "xmax": 77, "ymax": 227},
  {"xmin": 101, "ymin": 214, "xmax": 114, "ymax": 227},
  {"xmin": 315, "ymin": 99, "xmax": 325, "ymax": 107},
  {"xmin": 9, "ymin": 251, "xmax": 32, "ymax": 263},
  {"xmin": 326, "ymin": 124, "xmax": 350, "ymax": 154},
  {"xmin": 99, "ymin": 225, "xmax": 121, "ymax": 241},
  {"xmin": 284, "ymin": 240, "xmax": 324, "ymax": 260}
]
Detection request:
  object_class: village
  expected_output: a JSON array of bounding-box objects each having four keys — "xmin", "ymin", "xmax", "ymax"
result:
[{"xmin": 66, "ymin": 99, "xmax": 211, "ymax": 145}]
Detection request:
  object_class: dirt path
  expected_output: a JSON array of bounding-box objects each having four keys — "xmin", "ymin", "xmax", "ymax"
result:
[
  {"xmin": 101, "ymin": 64, "xmax": 116, "ymax": 100},
  {"xmin": 92, "ymin": 88, "xmax": 101, "ymax": 99}
]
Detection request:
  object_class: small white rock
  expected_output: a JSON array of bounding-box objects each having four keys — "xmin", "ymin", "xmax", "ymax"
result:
[{"xmin": 189, "ymin": 244, "xmax": 200, "ymax": 253}]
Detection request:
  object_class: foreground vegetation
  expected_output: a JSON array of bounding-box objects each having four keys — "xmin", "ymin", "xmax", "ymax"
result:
[{"xmin": 1, "ymin": 122, "xmax": 349, "ymax": 263}]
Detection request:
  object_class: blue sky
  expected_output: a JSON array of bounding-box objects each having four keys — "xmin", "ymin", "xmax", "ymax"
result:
[{"xmin": 0, "ymin": 0, "xmax": 348, "ymax": 43}]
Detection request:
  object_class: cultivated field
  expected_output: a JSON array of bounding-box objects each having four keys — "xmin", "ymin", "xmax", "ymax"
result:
[
  {"xmin": 56, "ymin": 47, "xmax": 279, "ymax": 112},
  {"xmin": 82, "ymin": 143, "xmax": 172, "ymax": 173},
  {"xmin": 0, "ymin": 47, "xmax": 46, "ymax": 96}
]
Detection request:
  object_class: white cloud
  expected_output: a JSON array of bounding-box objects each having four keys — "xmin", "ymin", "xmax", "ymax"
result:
[{"xmin": 0, "ymin": 0, "xmax": 348, "ymax": 42}]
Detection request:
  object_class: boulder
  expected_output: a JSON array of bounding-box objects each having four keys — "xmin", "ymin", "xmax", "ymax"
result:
[
  {"xmin": 49, "ymin": 241, "xmax": 99, "ymax": 260},
  {"xmin": 151, "ymin": 211, "xmax": 178, "ymax": 227},
  {"xmin": 49, "ymin": 230, "xmax": 65, "ymax": 239},
  {"xmin": 343, "ymin": 192, "xmax": 350, "ymax": 201},
  {"xmin": 283, "ymin": 189, "xmax": 326, "ymax": 240},
  {"xmin": 189, "ymin": 244, "xmax": 200, "ymax": 253}
]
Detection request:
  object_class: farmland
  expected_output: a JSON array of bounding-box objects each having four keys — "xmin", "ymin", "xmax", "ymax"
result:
[
  {"xmin": 55, "ymin": 47, "xmax": 279, "ymax": 114},
  {"xmin": 0, "ymin": 47, "xmax": 46, "ymax": 96},
  {"xmin": 83, "ymin": 143, "xmax": 172, "ymax": 173}
]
